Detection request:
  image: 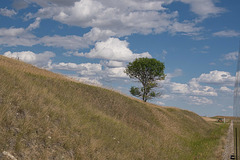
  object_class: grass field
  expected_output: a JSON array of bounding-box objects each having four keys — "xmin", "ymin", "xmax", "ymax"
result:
[{"xmin": 0, "ymin": 55, "xmax": 229, "ymax": 159}]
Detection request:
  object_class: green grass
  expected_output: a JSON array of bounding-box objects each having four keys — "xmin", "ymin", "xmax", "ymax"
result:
[{"xmin": 0, "ymin": 55, "xmax": 229, "ymax": 159}]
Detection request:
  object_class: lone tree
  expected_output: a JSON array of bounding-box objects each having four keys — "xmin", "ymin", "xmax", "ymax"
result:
[{"xmin": 124, "ymin": 57, "xmax": 165, "ymax": 102}]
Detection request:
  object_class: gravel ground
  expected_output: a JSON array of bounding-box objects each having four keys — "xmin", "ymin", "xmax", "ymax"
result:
[{"xmin": 222, "ymin": 121, "xmax": 234, "ymax": 160}]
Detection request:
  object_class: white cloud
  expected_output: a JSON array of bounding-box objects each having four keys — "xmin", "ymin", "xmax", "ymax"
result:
[
  {"xmin": 223, "ymin": 51, "xmax": 238, "ymax": 61},
  {"xmin": 76, "ymin": 77, "xmax": 102, "ymax": 86},
  {"xmin": 32, "ymin": 0, "xmax": 202, "ymax": 37},
  {"xmin": 189, "ymin": 96, "xmax": 213, "ymax": 105},
  {"xmin": 0, "ymin": 31, "xmax": 38, "ymax": 46},
  {"xmin": 0, "ymin": 8, "xmax": 17, "ymax": 17},
  {"xmin": 219, "ymin": 86, "xmax": 233, "ymax": 93},
  {"xmin": 52, "ymin": 62, "xmax": 102, "ymax": 76},
  {"xmin": 12, "ymin": 0, "xmax": 29, "ymax": 10},
  {"xmin": 161, "ymin": 70, "xmax": 236, "ymax": 107},
  {"xmin": 41, "ymin": 27, "xmax": 115, "ymax": 50},
  {"xmin": 99, "ymin": 0, "xmax": 165, "ymax": 11},
  {"xmin": 0, "ymin": 25, "xmax": 114, "ymax": 49},
  {"xmin": 25, "ymin": 0, "xmax": 166, "ymax": 11},
  {"xmin": 105, "ymin": 67, "xmax": 128, "ymax": 78},
  {"xmin": 77, "ymin": 38, "xmax": 151, "ymax": 61},
  {"xmin": 159, "ymin": 69, "xmax": 236, "ymax": 111},
  {"xmin": 170, "ymin": 82, "xmax": 189, "ymax": 94},
  {"xmin": 163, "ymin": 69, "xmax": 218, "ymax": 97},
  {"xmin": 156, "ymin": 101, "xmax": 165, "ymax": 106},
  {"xmin": 189, "ymin": 79, "xmax": 218, "ymax": 96},
  {"xmin": 0, "ymin": 28, "xmax": 25, "ymax": 36},
  {"xmin": 3, "ymin": 51, "xmax": 55, "ymax": 69},
  {"xmin": 41, "ymin": 35, "xmax": 89, "ymax": 49},
  {"xmin": 167, "ymin": 69, "xmax": 183, "ymax": 79},
  {"xmin": 101, "ymin": 60, "xmax": 125, "ymax": 68},
  {"xmin": 21, "ymin": 0, "xmax": 78, "ymax": 7},
  {"xmin": 168, "ymin": 80, "xmax": 217, "ymax": 96},
  {"xmin": 83, "ymin": 27, "xmax": 116, "ymax": 43},
  {"xmin": 0, "ymin": 26, "xmax": 38, "ymax": 46},
  {"xmin": 27, "ymin": 17, "xmax": 41, "ymax": 31},
  {"xmin": 52, "ymin": 0, "xmax": 104, "ymax": 27},
  {"xmin": 195, "ymin": 70, "xmax": 235, "ymax": 86},
  {"xmin": 161, "ymin": 94, "xmax": 172, "ymax": 99},
  {"xmin": 51, "ymin": 60, "xmax": 128, "ymax": 83},
  {"xmin": 169, "ymin": 21, "xmax": 202, "ymax": 36},
  {"xmin": 213, "ymin": 30, "xmax": 240, "ymax": 37},
  {"xmin": 180, "ymin": 0, "xmax": 225, "ymax": 18},
  {"xmin": 0, "ymin": 0, "xmax": 207, "ymax": 49}
]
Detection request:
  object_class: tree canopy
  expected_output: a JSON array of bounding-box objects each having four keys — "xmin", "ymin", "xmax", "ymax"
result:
[{"xmin": 125, "ymin": 57, "xmax": 165, "ymax": 102}]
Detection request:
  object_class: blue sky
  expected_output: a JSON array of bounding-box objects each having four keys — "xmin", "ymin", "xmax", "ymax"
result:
[{"xmin": 0, "ymin": 0, "xmax": 239, "ymax": 116}]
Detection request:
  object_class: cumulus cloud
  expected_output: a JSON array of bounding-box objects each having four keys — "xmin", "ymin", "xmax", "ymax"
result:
[
  {"xmin": 180, "ymin": 0, "xmax": 225, "ymax": 18},
  {"xmin": 83, "ymin": 27, "xmax": 116, "ymax": 43},
  {"xmin": 219, "ymin": 86, "xmax": 233, "ymax": 93},
  {"xmin": 41, "ymin": 35, "xmax": 89, "ymax": 49},
  {"xmin": 0, "ymin": 8, "xmax": 17, "ymax": 17},
  {"xmin": 41, "ymin": 27, "xmax": 115, "ymax": 49},
  {"xmin": 50, "ymin": 60, "xmax": 128, "ymax": 83},
  {"xmin": 27, "ymin": 17, "xmax": 41, "ymax": 31},
  {"xmin": 169, "ymin": 82, "xmax": 189, "ymax": 94},
  {"xmin": 77, "ymin": 38, "xmax": 151, "ymax": 61},
  {"xmin": 17, "ymin": 0, "xmax": 78, "ymax": 8},
  {"xmin": 105, "ymin": 67, "xmax": 128, "ymax": 78},
  {"xmin": 167, "ymin": 80, "xmax": 217, "ymax": 96},
  {"xmin": 167, "ymin": 69, "xmax": 183, "ymax": 79},
  {"xmin": 99, "ymin": 0, "xmax": 165, "ymax": 11},
  {"xmin": 189, "ymin": 96, "xmax": 213, "ymax": 105},
  {"xmin": 1, "ymin": 0, "xmax": 216, "ymax": 49},
  {"xmin": 23, "ymin": 0, "xmax": 165, "ymax": 11},
  {"xmin": 3, "ymin": 51, "xmax": 55, "ymax": 69},
  {"xmin": 0, "ymin": 28, "xmax": 25, "ymax": 36},
  {"xmin": 101, "ymin": 60, "xmax": 125, "ymax": 68},
  {"xmin": 223, "ymin": 51, "xmax": 238, "ymax": 61},
  {"xmin": 161, "ymin": 69, "xmax": 218, "ymax": 97},
  {"xmin": 0, "ymin": 21, "xmax": 41, "ymax": 46},
  {"xmin": 0, "ymin": 28, "xmax": 38, "ymax": 46},
  {"xmin": 188, "ymin": 79, "xmax": 217, "ymax": 96},
  {"xmin": 52, "ymin": 62, "xmax": 102, "ymax": 76},
  {"xmin": 12, "ymin": 0, "xmax": 29, "ymax": 10},
  {"xmin": 31, "ymin": 0, "xmax": 202, "ymax": 36},
  {"xmin": 0, "ymin": 25, "xmax": 115, "ymax": 49},
  {"xmin": 52, "ymin": 0, "xmax": 104, "ymax": 27},
  {"xmin": 213, "ymin": 30, "xmax": 240, "ymax": 37},
  {"xmin": 169, "ymin": 21, "xmax": 202, "ymax": 36},
  {"xmin": 162, "ymin": 69, "xmax": 236, "ymax": 106},
  {"xmin": 75, "ymin": 77, "xmax": 102, "ymax": 86},
  {"xmin": 195, "ymin": 70, "xmax": 235, "ymax": 86},
  {"xmin": 159, "ymin": 69, "xmax": 237, "ymax": 107}
]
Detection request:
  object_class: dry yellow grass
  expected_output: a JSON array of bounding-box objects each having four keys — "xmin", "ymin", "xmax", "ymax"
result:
[
  {"xmin": 0, "ymin": 55, "xmax": 228, "ymax": 159},
  {"xmin": 202, "ymin": 117, "xmax": 218, "ymax": 122}
]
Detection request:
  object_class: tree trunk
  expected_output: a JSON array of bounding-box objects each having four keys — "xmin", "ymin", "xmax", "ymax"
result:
[{"xmin": 142, "ymin": 85, "xmax": 147, "ymax": 102}]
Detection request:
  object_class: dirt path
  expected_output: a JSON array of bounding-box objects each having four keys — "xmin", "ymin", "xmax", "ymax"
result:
[{"xmin": 222, "ymin": 120, "xmax": 234, "ymax": 160}]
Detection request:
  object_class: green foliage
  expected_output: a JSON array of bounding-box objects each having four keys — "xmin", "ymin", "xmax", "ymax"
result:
[
  {"xmin": 125, "ymin": 58, "xmax": 165, "ymax": 102},
  {"xmin": 130, "ymin": 87, "xmax": 141, "ymax": 97}
]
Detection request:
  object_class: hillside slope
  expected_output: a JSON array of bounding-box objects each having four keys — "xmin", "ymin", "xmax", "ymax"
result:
[{"xmin": 0, "ymin": 55, "xmax": 228, "ymax": 159}]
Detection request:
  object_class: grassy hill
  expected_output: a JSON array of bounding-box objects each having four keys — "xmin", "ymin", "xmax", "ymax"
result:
[{"xmin": 0, "ymin": 55, "xmax": 228, "ymax": 159}]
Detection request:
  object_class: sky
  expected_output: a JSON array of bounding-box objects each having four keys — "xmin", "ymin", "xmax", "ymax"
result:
[{"xmin": 0, "ymin": 0, "xmax": 239, "ymax": 117}]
